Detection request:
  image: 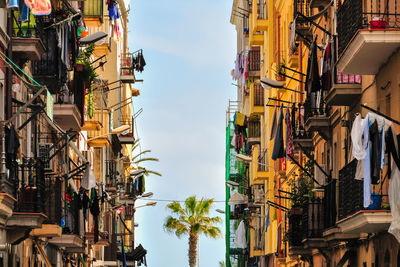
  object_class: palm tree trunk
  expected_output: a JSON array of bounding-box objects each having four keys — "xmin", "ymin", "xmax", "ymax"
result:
[{"xmin": 188, "ymin": 232, "xmax": 198, "ymax": 267}]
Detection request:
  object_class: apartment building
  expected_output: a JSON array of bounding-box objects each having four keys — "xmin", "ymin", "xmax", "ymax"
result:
[
  {"xmin": 227, "ymin": 0, "xmax": 400, "ymax": 266},
  {"xmin": 0, "ymin": 0, "xmax": 148, "ymax": 265}
]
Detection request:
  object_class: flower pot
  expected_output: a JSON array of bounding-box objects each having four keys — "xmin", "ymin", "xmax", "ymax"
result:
[
  {"xmin": 75, "ymin": 63, "xmax": 84, "ymax": 72},
  {"xmin": 276, "ymin": 76, "xmax": 285, "ymax": 81}
]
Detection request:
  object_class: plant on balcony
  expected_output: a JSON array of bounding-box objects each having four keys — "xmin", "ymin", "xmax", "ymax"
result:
[
  {"xmin": 274, "ymin": 60, "xmax": 286, "ymax": 81},
  {"xmin": 76, "ymin": 44, "xmax": 98, "ymax": 83},
  {"xmin": 289, "ymin": 160, "xmax": 314, "ymax": 209}
]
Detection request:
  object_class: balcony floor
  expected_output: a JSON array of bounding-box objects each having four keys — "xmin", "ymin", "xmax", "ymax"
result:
[
  {"xmin": 337, "ymin": 210, "xmax": 391, "ymax": 234},
  {"xmin": 325, "ymin": 83, "xmax": 361, "ymax": 106},
  {"xmin": 337, "ymin": 30, "xmax": 400, "ymax": 75}
]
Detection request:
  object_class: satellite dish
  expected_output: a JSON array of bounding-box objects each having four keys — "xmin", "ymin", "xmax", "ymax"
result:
[{"xmin": 260, "ymin": 77, "xmax": 284, "ymax": 89}]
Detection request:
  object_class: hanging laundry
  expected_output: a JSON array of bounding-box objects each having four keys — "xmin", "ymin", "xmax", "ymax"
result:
[
  {"xmin": 369, "ymin": 120, "xmax": 381, "ymax": 184},
  {"xmin": 285, "ymin": 108, "xmax": 293, "ymax": 159},
  {"xmin": 4, "ymin": 124, "xmax": 20, "ymax": 170},
  {"xmin": 321, "ymin": 40, "xmax": 332, "ymax": 91},
  {"xmin": 266, "ymin": 204, "xmax": 271, "ymax": 230},
  {"xmin": 272, "ymin": 106, "xmax": 285, "ymax": 160},
  {"xmin": 305, "ymin": 41, "xmax": 321, "ymax": 94},
  {"xmin": 269, "ymin": 105, "xmax": 277, "ymax": 140},
  {"xmin": 362, "ymin": 115, "xmax": 371, "ymax": 208},
  {"xmin": 233, "ymin": 220, "xmax": 247, "ymax": 249},
  {"xmin": 82, "ymin": 166, "xmax": 96, "ymax": 190},
  {"xmin": 24, "ymin": 0, "xmax": 51, "ymax": 16},
  {"xmin": 90, "ymin": 188, "xmax": 100, "ymax": 243},
  {"xmin": 387, "ymin": 126, "xmax": 400, "ymax": 242},
  {"xmin": 234, "ymin": 112, "xmax": 245, "ymax": 126}
]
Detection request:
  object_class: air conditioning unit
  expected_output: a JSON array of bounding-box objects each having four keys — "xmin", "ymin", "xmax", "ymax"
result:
[
  {"xmin": 38, "ymin": 143, "xmax": 54, "ymax": 172},
  {"xmin": 253, "ymin": 185, "xmax": 265, "ymax": 204}
]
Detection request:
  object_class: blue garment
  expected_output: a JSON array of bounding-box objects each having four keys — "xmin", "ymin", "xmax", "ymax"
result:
[
  {"xmin": 7, "ymin": 0, "xmax": 18, "ymax": 9},
  {"xmin": 363, "ymin": 115, "xmax": 371, "ymax": 208},
  {"xmin": 266, "ymin": 204, "xmax": 271, "ymax": 230},
  {"xmin": 21, "ymin": 4, "xmax": 29, "ymax": 21},
  {"xmin": 380, "ymin": 120, "xmax": 386, "ymax": 169}
]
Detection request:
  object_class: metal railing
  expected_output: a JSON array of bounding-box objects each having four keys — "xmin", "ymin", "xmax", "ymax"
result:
[
  {"xmin": 31, "ymin": 26, "xmax": 63, "ymax": 90},
  {"xmin": 337, "ymin": 0, "xmax": 400, "ymax": 55},
  {"xmin": 257, "ymin": 149, "xmax": 268, "ymax": 172},
  {"xmin": 13, "ymin": 158, "xmax": 46, "ymax": 213},
  {"xmin": 105, "ymin": 160, "xmax": 118, "ymax": 186},
  {"xmin": 302, "ymin": 197, "xmax": 324, "ymax": 239},
  {"xmin": 12, "ymin": 10, "xmax": 37, "ymax": 38},
  {"xmin": 338, "ymin": 159, "xmax": 364, "ymax": 220},
  {"xmin": 253, "ymin": 83, "xmax": 264, "ymax": 106},
  {"xmin": 294, "ymin": 0, "xmax": 311, "ymax": 23},
  {"xmin": 44, "ymin": 177, "xmax": 62, "ymax": 224},
  {"xmin": 323, "ymin": 179, "xmax": 336, "ymax": 229},
  {"xmin": 248, "ymin": 118, "xmax": 261, "ymax": 138},
  {"xmin": 83, "ymin": 0, "xmax": 103, "ymax": 21},
  {"xmin": 249, "ymin": 47, "xmax": 261, "ymax": 71}
]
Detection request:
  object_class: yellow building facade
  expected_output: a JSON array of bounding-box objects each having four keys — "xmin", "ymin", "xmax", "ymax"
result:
[{"xmin": 229, "ymin": 0, "xmax": 400, "ymax": 266}]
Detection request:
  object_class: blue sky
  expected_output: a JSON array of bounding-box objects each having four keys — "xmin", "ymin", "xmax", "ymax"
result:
[{"xmin": 127, "ymin": 0, "xmax": 236, "ymax": 266}]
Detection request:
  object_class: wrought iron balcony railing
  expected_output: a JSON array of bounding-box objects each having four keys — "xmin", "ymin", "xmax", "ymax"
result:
[
  {"xmin": 337, "ymin": 0, "xmax": 400, "ymax": 56},
  {"xmin": 249, "ymin": 47, "xmax": 261, "ymax": 72},
  {"xmin": 253, "ymin": 83, "xmax": 264, "ymax": 107}
]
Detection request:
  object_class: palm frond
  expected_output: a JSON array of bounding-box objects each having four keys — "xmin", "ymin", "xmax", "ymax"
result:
[
  {"xmin": 185, "ymin": 196, "xmax": 197, "ymax": 216},
  {"xmin": 144, "ymin": 170, "xmax": 162, "ymax": 177},
  {"xmin": 202, "ymin": 226, "xmax": 222, "ymax": 239},
  {"xmin": 167, "ymin": 201, "xmax": 185, "ymax": 215},
  {"xmin": 132, "ymin": 149, "xmax": 151, "ymax": 161},
  {"xmin": 134, "ymin": 157, "xmax": 159, "ymax": 164}
]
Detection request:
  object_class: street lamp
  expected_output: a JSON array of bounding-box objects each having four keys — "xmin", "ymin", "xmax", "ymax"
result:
[
  {"xmin": 135, "ymin": 201, "xmax": 157, "ymax": 209},
  {"xmin": 216, "ymin": 209, "xmax": 225, "ymax": 214},
  {"xmin": 226, "ymin": 180, "xmax": 241, "ymax": 187}
]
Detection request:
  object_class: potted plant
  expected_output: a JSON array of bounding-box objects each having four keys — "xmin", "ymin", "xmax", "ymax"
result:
[
  {"xmin": 75, "ymin": 44, "xmax": 98, "ymax": 84},
  {"xmin": 289, "ymin": 160, "xmax": 315, "ymax": 214},
  {"xmin": 274, "ymin": 60, "xmax": 286, "ymax": 81}
]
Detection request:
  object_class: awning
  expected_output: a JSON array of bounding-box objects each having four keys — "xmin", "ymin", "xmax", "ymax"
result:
[
  {"xmin": 80, "ymin": 31, "xmax": 108, "ymax": 45},
  {"xmin": 228, "ymin": 192, "xmax": 248, "ymax": 205}
]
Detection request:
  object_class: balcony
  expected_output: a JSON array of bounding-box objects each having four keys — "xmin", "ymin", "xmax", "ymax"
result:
[
  {"xmin": 86, "ymin": 109, "xmax": 110, "ymax": 147},
  {"xmin": 337, "ymin": 0, "xmax": 400, "ymax": 74},
  {"xmin": 7, "ymin": 158, "xmax": 49, "ymax": 230},
  {"xmin": 11, "ymin": 11, "xmax": 45, "ymax": 61},
  {"xmin": 105, "ymin": 160, "xmax": 118, "ymax": 191},
  {"xmin": 248, "ymin": 47, "xmax": 261, "ymax": 77},
  {"xmin": 250, "ymin": 83, "xmax": 264, "ymax": 115},
  {"xmin": 87, "ymin": 17, "xmax": 111, "ymax": 56},
  {"xmin": 31, "ymin": 177, "xmax": 63, "ymax": 237},
  {"xmin": 83, "ymin": 0, "xmax": 103, "ymax": 27},
  {"xmin": 118, "ymin": 119, "xmax": 135, "ymax": 145},
  {"xmin": 288, "ymin": 197, "xmax": 325, "ymax": 255},
  {"xmin": 304, "ymin": 95, "xmax": 331, "ymax": 140},
  {"xmin": 120, "ymin": 53, "xmax": 137, "ymax": 84},
  {"xmin": 336, "ymin": 160, "xmax": 391, "ymax": 234},
  {"xmin": 250, "ymin": 146, "xmax": 269, "ymax": 185},
  {"xmin": 294, "ymin": 0, "xmax": 313, "ymax": 42},
  {"xmin": 53, "ymin": 89, "xmax": 84, "ymax": 132},
  {"xmin": 86, "ymin": 231, "xmax": 111, "ymax": 247},
  {"xmin": 325, "ymin": 72, "xmax": 362, "ymax": 106},
  {"xmin": 250, "ymin": 32, "xmax": 264, "ymax": 46},
  {"xmin": 251, "ymin": 0, "xmax": 267, "ymax": 33},
  {"xmin": 250, "ymin": 208, "xmax": 265, "ymax": 257},
  {"xmin": 247, "ymin": 117, "xmax": 261, "ymax": 146},
  {"xmin": 31, "ymin": 21, "xmax": 65, "ymax": 92}
]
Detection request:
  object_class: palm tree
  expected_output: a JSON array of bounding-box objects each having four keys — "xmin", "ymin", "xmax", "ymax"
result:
[
  {"xmin": 131, "ymin": 139, "xmax": 162, "ymax": 177},
  {"xmin": 164, "ymin": 196, "xmax": 222, "ymax": 267}
]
